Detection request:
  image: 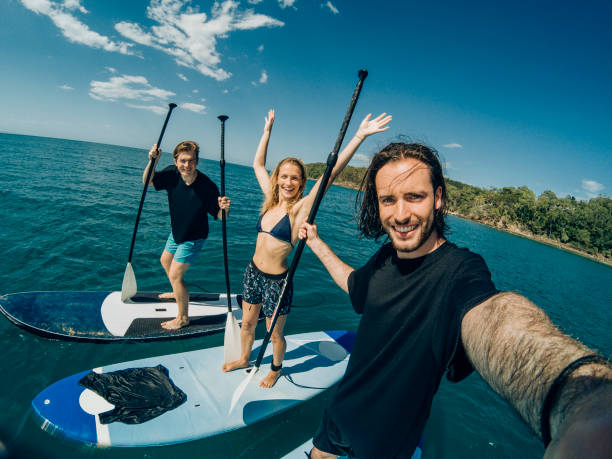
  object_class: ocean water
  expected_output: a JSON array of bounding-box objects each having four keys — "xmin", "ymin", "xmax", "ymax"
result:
[{"xmin": 0, "ymin": 133, "xmax": 610, "ymax": 458}]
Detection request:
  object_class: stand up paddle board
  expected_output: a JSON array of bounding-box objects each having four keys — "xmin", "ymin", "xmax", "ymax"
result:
[
  {"xmin": 32, "ymin": 330, "xmax": 355, "ymax": 447},
  {"xmin": 282, "ymin": 438, "xmax": 422, "ymax": 458},
  {"xmin": 0, "ymin": 291, "xmax": 250, "ymax": 341}
]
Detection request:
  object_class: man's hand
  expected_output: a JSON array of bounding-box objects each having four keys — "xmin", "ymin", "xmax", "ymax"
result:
[
  {"xmin": 218, "ymin": 196, "xmax": 230, "ymax": 210},
  {"xmin": 148, "ymin": 144, "xmax": 161, "ymax": 161},
  {"xmin": 299, "ymin": 221, "xmax": 320, "ymax": 247}
]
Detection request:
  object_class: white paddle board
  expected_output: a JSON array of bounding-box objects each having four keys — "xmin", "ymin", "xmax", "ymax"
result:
[{"xmin": 31, "ymin": 330, "xmax": 355, "ymax": 447}]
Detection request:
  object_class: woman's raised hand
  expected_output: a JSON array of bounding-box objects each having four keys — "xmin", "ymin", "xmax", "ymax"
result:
[
  {"xmin": 356, "ymin": 112, "xmax": 392, "ymax": 140},
  {"xmin": 264, "ymin": 109, "xmax": 275, "ymax": 133}
]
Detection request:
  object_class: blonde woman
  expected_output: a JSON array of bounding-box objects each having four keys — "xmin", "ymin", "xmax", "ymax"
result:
[{"xmin": 222, "ymin": 109, "xmax": 391, "ymax": 388}]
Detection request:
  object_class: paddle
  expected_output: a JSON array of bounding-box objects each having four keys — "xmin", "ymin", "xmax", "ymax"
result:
[
  {"xmin": 121, "ymin": 103, "xmax": 178, "ymax": 302},
  {"xmin": 229, "ymin": 69, "xmax": 368, "ymax": 413},
  {"xmin": 218, "ymin": 115, "xmax": 241, "ymax": 363}
]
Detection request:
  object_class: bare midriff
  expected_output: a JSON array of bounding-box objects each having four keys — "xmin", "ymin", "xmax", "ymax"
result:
[{"xmin": 251, "ymin": 233, "xmax": 294, "ymax": 275}]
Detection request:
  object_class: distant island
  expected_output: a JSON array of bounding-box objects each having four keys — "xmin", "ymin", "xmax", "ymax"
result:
[{"xmin": 305, "ymin": 162, "xmax": 612, "ymax": 266}]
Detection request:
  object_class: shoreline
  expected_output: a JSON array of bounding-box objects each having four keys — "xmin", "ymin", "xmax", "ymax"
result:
[
  {"xmin": 447, "ymin": 212, "xmax": 611, "ymax": 267},
  {"xmin": 327, "ymin": 181, "xmax": 611, "ymax": 268}
]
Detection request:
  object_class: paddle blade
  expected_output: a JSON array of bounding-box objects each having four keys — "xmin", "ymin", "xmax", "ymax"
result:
[
  {"xmin": 121, "ymin": 262, "xmax": 137, "ymax": 302},
  {"xmin": 224, "ymin": 312, "xmax": 242, "ymax": 363},
  {"xmin": 229, "ymin": 366, "xmax": 258, "ymax": 414}
]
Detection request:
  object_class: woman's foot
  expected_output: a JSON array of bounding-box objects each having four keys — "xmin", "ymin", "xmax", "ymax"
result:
[
  {"xmin": 259, "ymin": 368, "xmax": 282, "ymax": 388},
  {"xmin": 161, "ymin": 317, "xmax": 189, "ymax": 330},
  {"xmin": 158, "ymin": 292, "xmax": 175, "ymax": 300},
  {"xmin": 222, "ymin": 359, "xmax": 250, "ymax": 372}
]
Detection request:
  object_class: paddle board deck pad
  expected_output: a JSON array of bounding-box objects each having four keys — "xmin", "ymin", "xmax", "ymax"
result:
[
  {"xmin": 32, "ymin": 330, "xmax": 355, "ymax": 447},
  {"xmin": 0, "ymin": 291, "xmax": 250, "ymax": 341},
  {"xmin": 282, "ymin": 438, "xmax": 422, "ymax": 459}
]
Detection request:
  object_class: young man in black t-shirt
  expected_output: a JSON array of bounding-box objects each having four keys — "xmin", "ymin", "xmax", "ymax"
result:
[
  {"xmin": 144, "ymin": 140, "xmax": 230, "ymax": 330},
  {"xmin": 299, "ymin": 143, "xmax": 611, "ymax": 458}
]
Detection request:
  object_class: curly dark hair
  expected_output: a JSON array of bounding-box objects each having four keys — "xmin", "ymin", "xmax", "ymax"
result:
[{"xmin": 357, "ymin": 142, "xmax": 448, "ymax": 239}]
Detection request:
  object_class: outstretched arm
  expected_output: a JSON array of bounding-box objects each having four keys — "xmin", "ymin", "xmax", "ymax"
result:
[
  {"xmin": 461, "ymin": 292, "xmax": 612, "ymax": 457},
  {"xmin": 299, "ymin": 221, "xmax": 354, "ymax": 293},
  {"xmin": 252, "ymin": 109, "xmax": 275, "ymax": 195},
  {"xmin": 303, "ymin": 113, "xmax": 392, "ymax": 203},
  {"xmin": 142, "ymin": 145, "xmax": 160, "ymax": 185}
]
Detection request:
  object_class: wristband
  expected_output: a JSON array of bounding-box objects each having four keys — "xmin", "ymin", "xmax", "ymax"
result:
[{"xmin": 540, "ymin": 354, "xmax": 611, "ymax": 445}]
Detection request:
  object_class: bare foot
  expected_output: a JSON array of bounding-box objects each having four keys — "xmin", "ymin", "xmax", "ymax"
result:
[
  {"xmin": 221, "ymin": 359, "xmax": 250, "ymax": 372},
  {"xmin": 259, "ymin": 369, "xmax": 282, "ymax": 388},
  {"xmin": 161, "ymin": 317, "xmax": 189, "ymax": 330},
  {"xmin": 158, "ymin": 292, "xmax": 175, "ymax": 299}
]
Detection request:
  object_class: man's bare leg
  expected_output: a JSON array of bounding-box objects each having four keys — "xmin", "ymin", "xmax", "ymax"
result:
[
  {"xmin": 222, "ymin": 301, "xmax": 261, "ymax": 371},
  {"xmin": 161, "ymin": 259, "xmax": 191, "ymax": 330},
  {"xmin": 310, "ymin": 447, "xmax": 338, "ymax": 459},
  {"xmin": 259, "ymin": 314, "xmax": 287, "ymax": 388},
  {"xmin": 158, "ymin": 250, "xmax": 176, "ymax": 300}
]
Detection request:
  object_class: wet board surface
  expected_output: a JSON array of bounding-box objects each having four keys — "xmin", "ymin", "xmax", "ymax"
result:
[
  {"xmin": 32, "ymin": 330, "xmax": 355, "ymax": 447},
  {"xmin": 281, "ymin": 438, "xmax": 422, "ymax": 459},
  {"xmin": 0, "ymin": 291, "xmax": 247, "ymax": 341}
]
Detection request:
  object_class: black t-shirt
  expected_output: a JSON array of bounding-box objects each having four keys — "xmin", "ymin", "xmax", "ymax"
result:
[
  {"xmin": 152, "ymin": 166, "xmax": 220, "ymax": 244},
  {"xmin": 329, "ymin": 241, "xmax": 498, "ymax": 458}
]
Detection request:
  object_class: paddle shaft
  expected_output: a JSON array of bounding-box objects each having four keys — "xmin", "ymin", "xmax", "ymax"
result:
[
  {"xmin": 218, "ymin": 115, "xmax": 232, "ymax": 313},
  {"xmin": 126, "ymin": 103, "xmax": 177, "ymax": 263},
  {"xmin": 253, "ymin": 70, "xmax": 368, "ymax": 368}
]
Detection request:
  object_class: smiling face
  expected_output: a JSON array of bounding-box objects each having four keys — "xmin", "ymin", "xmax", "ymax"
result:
[
  {"xmin": 174, "ymin": 150, "xmax": 198, "ymax": 181},
  {"xmin": 275, "ymin": 161, "xmax": 305, "ymax": 202},
  {"xmin": 375, "ymin": 157, "xmax": 443, "ymax": 258}
]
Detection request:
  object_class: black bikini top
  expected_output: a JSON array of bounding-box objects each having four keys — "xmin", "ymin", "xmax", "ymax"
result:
[{"xmin": 256, "ymin": 212, "xmax": 293, "ymax": 246}]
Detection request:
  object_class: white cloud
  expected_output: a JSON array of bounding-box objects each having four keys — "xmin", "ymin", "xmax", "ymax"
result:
[
  {"xmin": 59, "ymin": 84, "xmax": 74, "ymax": 90},
  {"xmin": 222, "ymin": 89, "xmax": 229, "ymax": 94},
  {"xmin": 582, "ymin": 179, "xmax": 604, "ymax": 194},
  {"xmin": 89, "ymin": 75, "xmax": 175, "ymax": 104},
  {"xmin": 125, "ymin": 103, "xmax": 167, "ymax": 115},
  {"xmin": 248, "ymin": 0, "xmax": 263, "ymax": 3},
  {"xmin": 278, "ymin": 0, "xmax": 297, "ymax": 8},
  {"xmin": 257, "ymin": 44, "xmax": 264, "ymax": 52},
  {"xmin": 259, "ymin": 70, "xmax": 268, "ymax": 84},
  {"xmin": 324, "ymin": 1, "xmax": 339, "ymax": 14},
  {"xmin": 443, "ymin": 143, "xmax": 463, "ymax": 149},
  {"xmin": 115, "ymin": 0, "xmax": 284, "ymax": 81},
  {"xmin": 192, "ymin": 89, "xmax": 199, "ymax": 93},
  {"xmin": 351, "ymin": 153, "xmax": 371, "ymax": 167},
  {"xmin": 19, "ymin": 0, "xmax": 135, "ymax": 55},
  {"xmin": 105, "ymin": 66, "xmax": 117, "ymax": 73},
  {"xmin": 177, "ymin": 73, "xmax": 188, "ymax": 81},
  {"xmin": 181, "ymin": 102, "xmax": 206, "ymax": 113}
]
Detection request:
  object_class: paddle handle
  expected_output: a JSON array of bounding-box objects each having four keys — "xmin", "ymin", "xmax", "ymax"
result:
[
  {"xmin": 127, "ymin": 103, "xmax": 177, "ymax": 263},
  {"xmin": 254, "ymin": 70, "xmax": 368, "ymax": 368},
  {"xmin": 218, "ymin": 115, "xmax": 232, "ymax": 313}
]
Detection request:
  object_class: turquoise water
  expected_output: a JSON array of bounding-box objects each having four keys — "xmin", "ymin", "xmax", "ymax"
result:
[{"xmin": 0, "ymin": 133, "xmax": 610, "ymax": 458}]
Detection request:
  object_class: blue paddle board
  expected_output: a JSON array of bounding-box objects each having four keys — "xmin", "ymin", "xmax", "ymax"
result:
[
  {"xmin": 0, "ymin": 291, "xmax": 251, "ymax": 341},
  {"xmin": 32, "ymin": 330, "xmax": 355, "ymax": 447}
]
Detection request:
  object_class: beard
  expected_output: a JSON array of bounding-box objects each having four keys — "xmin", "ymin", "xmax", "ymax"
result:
[{"xmin": 387, "ymin": 213, "xmax": 436, "ymax": 255}]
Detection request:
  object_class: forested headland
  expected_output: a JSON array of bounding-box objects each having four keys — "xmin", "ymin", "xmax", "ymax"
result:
[{"xmin": 305, "ymin": 162, "xmax": 612, "ymax": 264}]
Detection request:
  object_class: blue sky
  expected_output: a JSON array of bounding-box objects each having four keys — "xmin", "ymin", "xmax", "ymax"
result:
[{"xmin": 1, "ymin": 0, "xmax": 610, "ymax": 199}]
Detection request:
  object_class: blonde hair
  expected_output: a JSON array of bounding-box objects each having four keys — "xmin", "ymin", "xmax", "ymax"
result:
[{"xmin": 261, "ymin": 157, "xmax": 306, "ymax": 214}]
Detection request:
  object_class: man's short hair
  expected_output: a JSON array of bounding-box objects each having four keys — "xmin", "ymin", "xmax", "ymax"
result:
[{"xmin": 173, "ymin": 141, "xmax": 199, "ymax": 160}]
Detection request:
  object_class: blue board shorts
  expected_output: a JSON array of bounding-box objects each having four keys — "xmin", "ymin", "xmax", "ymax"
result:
[
  {"xmin": 164, "ymin": 233, "xmax": 205, "ymax": 265},
  {"xmin": 242, "ymin": 261, "xmax": 292, "ymax": 317}
]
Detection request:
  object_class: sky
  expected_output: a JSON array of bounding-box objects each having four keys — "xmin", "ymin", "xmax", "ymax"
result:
[{"xmin": 1, "ymin": 0, "xmax": 611, "ymax": 200}]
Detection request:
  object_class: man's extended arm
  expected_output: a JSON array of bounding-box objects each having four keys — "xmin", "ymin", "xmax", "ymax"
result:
[
  {"xmin": 298, "ymin": 222, "xmax": 354, "ymax": 293},
  {"xmin": 461, "ymin": 292, "xmax": 612, "ymax": 457}
]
